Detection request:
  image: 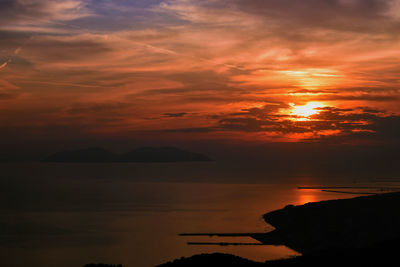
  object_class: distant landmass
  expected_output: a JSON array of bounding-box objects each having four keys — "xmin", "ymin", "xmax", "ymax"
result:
[{"xmin": 43, "ymin": 147, "xmax": 212, "ymax": 163}]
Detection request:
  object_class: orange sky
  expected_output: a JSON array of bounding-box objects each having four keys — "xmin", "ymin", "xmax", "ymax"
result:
[{"xmin": 0, "ymin": 0, "xmax": 399, "ymax": 145}]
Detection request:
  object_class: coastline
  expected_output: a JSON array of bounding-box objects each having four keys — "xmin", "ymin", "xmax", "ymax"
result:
[{"xmin": 159, "ymin": 192, "xmax": 400, "ymax": 266}]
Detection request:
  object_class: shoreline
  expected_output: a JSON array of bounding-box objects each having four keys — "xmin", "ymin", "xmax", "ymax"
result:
[{"xmin": 159, "ymin": 192, "xmax": 400, "ymax": 266}]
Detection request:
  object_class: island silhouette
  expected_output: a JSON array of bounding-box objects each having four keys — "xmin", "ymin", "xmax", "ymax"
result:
[{"xmin": 43, "ymin": 147, "xmax": 212, "ymax": 163}]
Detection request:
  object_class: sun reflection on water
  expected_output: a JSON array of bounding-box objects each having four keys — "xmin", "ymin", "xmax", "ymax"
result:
[{"xmin": 297, "ymin": 189, "xmax": 317, "ymax": 205}]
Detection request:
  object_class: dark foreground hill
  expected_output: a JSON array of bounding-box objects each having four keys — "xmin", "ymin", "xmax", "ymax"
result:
[
  {"xmin": 43, "ymin": 147, "xmax": 212, "ymax": 163},
  {"xmin": 157, "ymin": 238, "xmax": 400, "ymax": 266},
  {"xmin": 158, "ymin": 192, "xmax": 400, "ymax": 267},
  {"xmin": 259, "ymin": 191, "xmax": 400, "ymax": 253},
  {"xmin": 84, "ymin": 239, "xmax": 400, "ymax": 267}
]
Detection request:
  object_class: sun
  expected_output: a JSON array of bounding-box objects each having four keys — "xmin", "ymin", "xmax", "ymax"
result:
[{"xmin": 290, "ymin": 102, "xmax": 324, "ymax": 117}]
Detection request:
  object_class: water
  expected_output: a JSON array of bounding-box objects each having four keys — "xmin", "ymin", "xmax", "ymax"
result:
[{"xmin": 0, "ymin": 162, "xmax": 363, "ymax": 267}]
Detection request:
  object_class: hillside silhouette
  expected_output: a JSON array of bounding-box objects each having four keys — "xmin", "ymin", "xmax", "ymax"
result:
[
  {"xmin": 160, "ymin": 192, "xmax": 400, "ymax": 266},
  {"xmin": 157, "ymin": 238, "xmax": 400, "ymax": 266}
]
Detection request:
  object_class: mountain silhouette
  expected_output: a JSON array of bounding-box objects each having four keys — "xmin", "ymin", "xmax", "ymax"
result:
[{"xmin": 43, "ymin": 147, "xmax": 212, "ymax": 163}]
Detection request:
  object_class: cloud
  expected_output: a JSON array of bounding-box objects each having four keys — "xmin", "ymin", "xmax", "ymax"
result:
[
  {"xmin": 0, "ymin": 0, "xmax": 92, "ymax": 25},
  {"xmin": 0, "ymin": 79, "xmax": 19, "ymax": 90},
  {"xmin": 0, "ymin": 92, "xmax": 20, "ymax": 100},
  {"xmin": 234, "ymin": 0, "xmax": 400, "ymax": 33},
  {"xmin": 158, "ymin": 0, "xmax": 400, "ymax": 36},
  {"xmin": 163, "ymin": 103, "xmax": 400, "ymax": 143},
  {"xmin": 24, "ymin": 34, "xmax": 112, "ymax": 63},
  {"xmin": 164, "ymin": 127, "xmax": 214, "ymax": 133},
  {"xmin": 163, "ymin": 112, "xmax": 188, "ymax": 117},
  {"xmin": 0, "ymin": 60, "xmax": 11, "ymax": 70},
  {"xmin": 66, "ymin": 102, "xmax": 131, "ymax": 115},
  {"xmin": 0, "ymin": 0, "xmax": 398, "ymax": 147},
  {"xmin": 318, "ymin": 94, "xmax": 400, "ymax": 102}
]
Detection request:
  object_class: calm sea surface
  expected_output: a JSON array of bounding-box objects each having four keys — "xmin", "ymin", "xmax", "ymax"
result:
[{"xmin": 0, "ymin": 162, "xmax": 365, "ymax": 267}]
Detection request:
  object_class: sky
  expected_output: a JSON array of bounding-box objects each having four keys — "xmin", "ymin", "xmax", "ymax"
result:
[{"xmin": 0, "ymin": 0, "xmax": 400, "ymax": 155}]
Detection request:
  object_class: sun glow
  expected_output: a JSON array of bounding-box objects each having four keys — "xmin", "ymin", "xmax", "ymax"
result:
[{"xmin": 290, "ymin": 102, "xmax": 324, "ymax": 117}]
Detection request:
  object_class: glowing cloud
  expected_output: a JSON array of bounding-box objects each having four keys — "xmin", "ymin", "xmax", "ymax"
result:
[
  {"xmin": 290, "ymin": 102, "xmax": 325, "ymax": 118},
  {"xmin": 0, "ymin": 59, "xmax": 11, "ymax": 70}
]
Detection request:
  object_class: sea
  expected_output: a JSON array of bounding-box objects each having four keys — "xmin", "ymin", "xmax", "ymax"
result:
[{"xmin": 0, "ymin": 161, "xmax": 375, "ymax": 267}]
